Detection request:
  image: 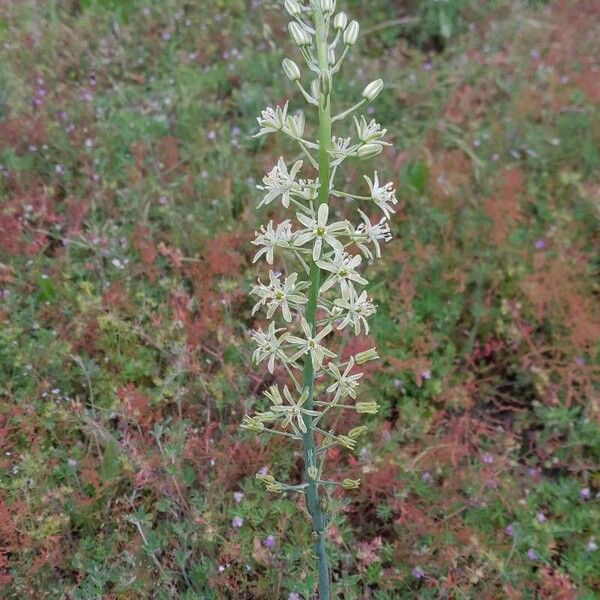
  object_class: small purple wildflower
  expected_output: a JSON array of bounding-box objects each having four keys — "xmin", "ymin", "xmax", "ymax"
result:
[
  {"xmin": 233, "ymin": 491, "xmax": 244, "ymax": 503},
  {"xmin": 580, "ymin": 487, "xmax": 591, "ymax": 500},
  {"xmin": 481, "ymin": 453, "xmax": 494, "ymax": 465},
  {"xmin": 422, "ymin": 471, "xmax": 432, "ymax": 483},
  {"xmin": 536, "ymin": 511, "xmax": 546, "ymax": 523},
  {"xmin": 263, "ymin": 535, "xmax": 276, "ymax": 548},
  {"xmin": 393, "ymin": 378, "xmax": 403, "ymax": 389},
  {"xmin": 586, "ymin": 539, "xmax": 597, "ymax": 552},
  {"xmin": 505, "ymin": 524, "xmax": 514, "ymax": 536},
  {"xmin": 258, "ymin": 466, "xmax": 269, "ymax": 476},
  {"xmin": 412, "ymin": 566, "xmax": 425, "ymax": 579},
  {"xmin": 534, "ymin": 239, "xmax": 546, "ymax": 250},
  {"xmin": 288, "ymin": 594, "xmax": 301, "ymax": 600},
  {"xmin": 232, "ymin": 516, "xmax": 243, "ymax": 528},
  {"xmin": 527, "ymin": 548, "xmax": 538, "ymax": 561},
  {"xmin": 575, "ymin": 356, "xmax": 585, "ymax": 366},
  {"xmin": 421, "ymin": 369, "xmax": 431, "ymax": 380}
]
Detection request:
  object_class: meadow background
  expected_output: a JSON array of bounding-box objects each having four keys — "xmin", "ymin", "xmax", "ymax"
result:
[{"xmin": 0, "ymin": 0, "xmax": 599, "ymax": 598}]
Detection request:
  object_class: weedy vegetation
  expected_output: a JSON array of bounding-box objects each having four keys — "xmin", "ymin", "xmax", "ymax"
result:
[{"xmin": 0, "ymin": 0, "xmax": 598, "ymax": 599}]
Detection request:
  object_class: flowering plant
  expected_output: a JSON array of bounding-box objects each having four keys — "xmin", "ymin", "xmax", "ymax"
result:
[{"xmin": 242, "ymin": 1, "xmax": 396, "ymax": 596}]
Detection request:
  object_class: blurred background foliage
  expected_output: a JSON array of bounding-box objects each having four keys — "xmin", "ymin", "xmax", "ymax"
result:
[{"xmin": 0, "ymin": 0, "xmax": 598, "ymax": 598}]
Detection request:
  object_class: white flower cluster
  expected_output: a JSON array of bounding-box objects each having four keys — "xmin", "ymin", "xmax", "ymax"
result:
[{"xmin": 243, "ymin": 0, "xmax": 397, "ymax": 497}]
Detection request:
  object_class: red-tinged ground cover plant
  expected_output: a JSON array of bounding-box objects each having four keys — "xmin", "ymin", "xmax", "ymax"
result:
[{"xmin": 0, "ymin": 0, "xmax": 598, "ymax": 598}]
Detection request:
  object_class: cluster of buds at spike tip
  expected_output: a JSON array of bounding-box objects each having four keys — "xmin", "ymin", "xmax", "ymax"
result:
[{"xmin": 243, "ymin": 0, "xmax": 398, "ymax": 515}]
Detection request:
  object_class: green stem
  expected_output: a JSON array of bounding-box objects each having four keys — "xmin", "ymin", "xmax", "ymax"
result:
[{"xmin": 301, "ymin": 4, "xmax": 331, "ymax": 600}]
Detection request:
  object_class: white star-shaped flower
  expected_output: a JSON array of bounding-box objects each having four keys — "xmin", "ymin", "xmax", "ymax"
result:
[
  {"xmin": 269, "ymin": 385, "xmax": 319, "ymax": 434},
  {"xmin": 251, "ymin": 271, "xmax": 308, "ymax": 322},
  {"xmin": 251, "ymin": 220, "xmax": 293, "ymax": 264},
  {"xmin": 354, "ymin": 116, "xmax": 391, "ymax": 146},
  {"xmin": 333, "ymin": 285, "xmax": 376, "ymax": 335},
  {"xmin": 287, "ymin": 318, "xmax": 336, "ymax": 371},
  {"xmin": 364, "ymin": 171, "xmax": 398, "ymax": 220},
  {"xmin": 330, "ymin": 136, "xmax": 353, "ymax": 165},
  {"xmin": 254, "ymin": 102, "xmax": 289, "ymax": 137},
  {"xmin": 257, "ymin": 158, "xmax": 303, "ymax": 209},
  {"xmin": 354, "ymin": 209, "xmax": 392, "ymax": 259},
  {"xmin": 251, "ymin": 322, "xmax": 289, "ymax": 374},
  {"xmin": 316, "ymin": 251, "xmax": 368, "ymax": 295},
  {"xmin": 294, "ymin": 204, "xmax": 349, "ymax": 261},
  {"xmin": 326, "ymin": 357, "xmax": 363, "ymax": 403}
]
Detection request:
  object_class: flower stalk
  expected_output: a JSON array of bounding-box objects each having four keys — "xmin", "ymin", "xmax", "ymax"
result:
[{"xmin": 244, "ymin": 1, "xmax": 397, "ymax": 597}]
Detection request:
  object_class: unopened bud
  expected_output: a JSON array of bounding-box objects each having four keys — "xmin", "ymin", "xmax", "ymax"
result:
[
  {"xmin": 362, "ymin": 79, "xmax": 384, "ymax": 101},
  {"xmin": 282, "ymin": 58, "xmax": 301, "ymax": 82},
  {"xmin": 321, "ymin": 0, "xmax": 335, "ymax": 15},
  {"xmin": 334, "ymin": 11, "xmax": 348, "ymax": 31},
  {"xmin": 256, "ymin": 473, "xmax": 275, "ymax": 484},
  {"xmin": 343, "ymin": 20, "xmax": 359, "ymax": 45},
  {"xmin": 310, "ymin": 79, "xmax": 320, "ymax": 101},
  {"xmin": 289, "ymin": 22, "xmax": 311, "ymax": 47},
  {"xmin": 254, "ymin": 411, "xmax": 278, "ymax": 423},
  {"xmin": 355, "ymin": 347, "xmax": 379, "ymax": 364},
  {"xmin": 307, "ymin": 466, "xmax": 318, "ymax": 480},
  {"xmin": 328, "ymin": 48, "xmax": 336, "ymax": 66},
  {"xmin": 348, "ymin": 426, "xmax": 367, "ymax": 439},
  {"xmin": 241, "ymin": 415, "xmax": 264, "ymax": 432},
  {"xmin": 356, "ymin": 401, "xmax": 380, "ymax": 415},
  {"xmin": 342, "ymin": 478, "xmax": 361, "ymax": 490},
  {"xmin": 319, "ymin": 71, "xmax": 331, "ymax": 96},
  {"xmin": 284, "ymin": 0, "xmax": 302, "ymax": 17},
  {"xmin": 357, "ymin": 144, "xmax": 383, "ymax": 160},
  {"xmin": 337, "ymin": 435, "xmax": 356, "ymax": 450},
  {"xmin": 266, "ymin": 482, "xmax": 283, "ymax": 494}
]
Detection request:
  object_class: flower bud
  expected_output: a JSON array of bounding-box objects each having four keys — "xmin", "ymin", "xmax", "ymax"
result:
[
  {"xmin": 328, "ymin": 48, "xmax": 336, "ymax": 66},
  {"xmin": 282, "ymin": 58, "xmax": 301, "ymax": 82},
  {"xmin": 337, "ymin": 435, "xmax": 356, "ymax": 451},
  {"xmin": 289, "ymin": 22, "xmax": 311, "ymax": 47},
  {"xmin": 357, "ymin": 144, "xmax": 383, "ymax": 160},
  {"xmin": 356, "ymin": 401, "xmax": 380, "ymax": 415},
  {"xmin": 319, "ymin": 71, "xmax": 331, "ymax": 96},
  {"xmin": 348, "ymin": 426, "xmax": 367, "ymax": 439},
  {"xmin": 310, "ymin": 78, "xmax": 320, "ymax": 101},
  {"xmin": 254, "ymin": 411, "xmax": 278, "ymax": 422},
  {"xmin": 256, "ymin": 473, "xmax": 275, "ymax": 484},
  {"xmin": 266, "ymin": 482, "xmax": 283, "ymax": 494},
  {"xmin": 343, "ymin": 20, "xmax": 359, "ymax": 45},
  {"xmin": 307, "ymin": 466, "xmax": 318, "ymax": 480},
  {"xmin": 320, "ymin": 0, "xmax": 335, "ymax": 15},
  {"xmin": 284, "ymin": 0, "xmax": 302, "ymax": 17},
  {"xmin": 342, "ymin": 478, "xmax": 361, "ymax": 490},
  {"xmin": 362, "ymin": 79, "xmax": 384, "ymax": 101},
  {"xmin": 355, "ymin": 346, "xmax": 379, "ymax": 364},
  {"xmin": 334, "ymin": 11, "xmax": 348, "ymax": 31},
  {"xmin": 241, "ymin": 415, "xmax": 264, "ymax": 432}
]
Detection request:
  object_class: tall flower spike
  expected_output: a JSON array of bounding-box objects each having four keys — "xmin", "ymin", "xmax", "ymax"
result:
[{"xmin": 244, "ymin": 2, "xmax": 396, "ymax": 598}]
